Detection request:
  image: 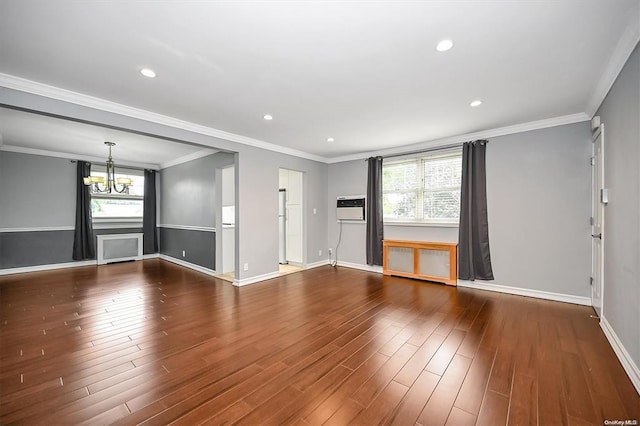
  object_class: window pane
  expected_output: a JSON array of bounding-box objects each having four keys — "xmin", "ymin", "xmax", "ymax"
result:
[
  {"xmin": 383, "ymin": 192, "xmax": 416, "ymax": 220},
  {"xmin": 422, "ymin": 154, "xmax": 462, "ymax": 221},
  {"xmin": 383, "ymin": 161, "xmax": 417, "ymax": 191},
  {"xmin": 91, "ymin": 198, "xmax": 143, "ymax": 218},
  {"xmin": 423, "ymin": 190, "xmax": 460, "ymax": 220},
  {"xmin": 423, "ymin": 156, "xmax": 462, "ymax": 188}
]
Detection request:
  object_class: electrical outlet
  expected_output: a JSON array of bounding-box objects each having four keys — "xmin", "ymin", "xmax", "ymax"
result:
[
  {"xmin": 318, "ymin": 249, "xmax": 322, "ymax": 257},
  {"xmin": 243, "ymin": 263, "xmax": 249, "ymax": 271},
  {"xmin": 313, "ymin": 208, "xmax": 317, "ymax": 215},
  {"xmin": 182, "ymin": 250, "xmax": 186, "ymax": 257},
  {"xmin": 328, "ymin": 248, "xmax": 332, "ymax": 255}
]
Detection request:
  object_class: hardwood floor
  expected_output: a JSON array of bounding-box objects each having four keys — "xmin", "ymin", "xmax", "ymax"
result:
[{"xmin": 1, "ymin": 259, "xmax": 638, "ymax": 425}]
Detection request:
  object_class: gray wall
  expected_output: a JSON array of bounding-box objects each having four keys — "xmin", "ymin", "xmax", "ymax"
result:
[
  {"xmin": 158, "ymin": 152, "xmax": 234, "ymax": 270},
  {"xmin": 237, "ymin": 145, "xmax": 329, "ymax": 279},
  {"xmin": 0, "ymin": 150, "xmax": 148, "ymax": 269},
  {"xmin": 0, "ymin": 151, "xmax": 76, "ymax": 228},
  {"xmin": 160, "ymin": 152, "xmax": 234, "ymax": 227},
  {"xmin": 328, "ymin": 121, "xmax": 593, "ymax": 298},
  {"xmin": 596, "ymin": 42, "xmax": 640, "ymax": 370}
]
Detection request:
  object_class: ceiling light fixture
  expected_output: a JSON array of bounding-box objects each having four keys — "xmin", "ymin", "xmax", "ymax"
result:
[
  {"xmin": 140, "ymin": 68, "xmax": 156, "ymax": 78},
  {"xmin": 83, "ymin": 142, "xmax": 132, "ymax": 194},
  {"xmin": 470, "ymin": 100, "xmax": 483, "ymax": 107},
  {"xmin": 327, "ymin": 137, "xmax": 335, "ymax": 142},
  {"xmin": 436, "ymin": 39, "xmax": 454, "ymax": 52},
  {"xmin": 263, "ymin": 114, "xmax": 273, "ymax": 121}
]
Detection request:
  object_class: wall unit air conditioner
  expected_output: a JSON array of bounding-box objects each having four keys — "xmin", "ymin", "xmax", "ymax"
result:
[
  {"xmin": 96, "ymin": 233, "xmax": 143, "ymax": 265},
  {"xmin": 336, "ymin": 196, "xmax": 366, "ymax": 221}
]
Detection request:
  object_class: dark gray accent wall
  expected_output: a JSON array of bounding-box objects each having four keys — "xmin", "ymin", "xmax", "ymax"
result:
[
  {"xmin": 159, "ymin": 227, "xmax": 215, "ymax": 270},
  {"xmin": 596, "ymin": 42, "xmax": 639, "ymax": 372},
  {"xmin": 0, "ymin": 228, "xmax": 143, "ymax": 269}
]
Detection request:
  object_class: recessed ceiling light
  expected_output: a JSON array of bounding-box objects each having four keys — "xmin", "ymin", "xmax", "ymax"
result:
[
  {"xmin": 263, "ymin": 114, "xmax": 273, "ymax": 121},
  {"xmin": 436, "ymin": 39, "xmax": 454, "ymax": 52},
  {"xmin": 470, "ymin": 100, "xmax": 483, "ymax": 107},
  {"xmin": 327, "ymin": 137, "xmax": 335, "ymax": 142},
  {"xmin": 140, "ymin": 68, "xmax": 156, "ymax": 78}
]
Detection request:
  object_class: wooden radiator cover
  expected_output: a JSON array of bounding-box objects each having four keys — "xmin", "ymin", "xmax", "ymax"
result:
[{"xmin": 383, "ymin": 239, "xmax": 458, "ymax": 286}]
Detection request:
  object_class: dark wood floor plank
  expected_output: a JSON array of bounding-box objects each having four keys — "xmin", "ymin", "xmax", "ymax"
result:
[
  {"xmin": 350, "ymin": 379, "xmax": 408, "ymax": 424},
  {"xmin": 454, "ymin": 346, "xmax": 496, "ymax": 416},
  {"xmin": 507, "ymin": 372, "xmax": 537, "ymax": 426},
  {"xmin": 476, "ymin": 390, "xmax": 510, "ymax": 426},
  {"xmin": 303, "ymin": 352, "xmax": 388, "ymax": 424},
  {"xmin": 445, "ymin": 406, "xmax": 477, "ymax": 426},
  {"xmin": 349, "ymin": 342, "xmax": 419, "ymax": 408},
  {"xmin": 388, "ymin": 370, "xmax": 440, "ymax": 426},
  {"xmin": 393, "ymin": 331, "xmax": 446, "ymax": 387},
  {"xmin": 1, "ymin": 260, "xmax": 638, "ymax": 425},
  {"xmin": 561, "ymin": 351, "xmax": 598, "ymax": 423},
  {"xmin": 416, "ymin": 354, "xmax": 472, "ymax": 426}
]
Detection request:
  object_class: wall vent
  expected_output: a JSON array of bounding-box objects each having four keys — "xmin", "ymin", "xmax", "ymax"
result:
[{"xmin": 97, "ymin": 233, "xmax": 143, "ymax": 265}]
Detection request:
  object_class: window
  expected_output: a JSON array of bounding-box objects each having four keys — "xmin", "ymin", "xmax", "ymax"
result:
[
  {"xmin": 383, "ymin": 151, "xmax": 462, "ymax": 224},
  {"xmin": 89, "ymin": 167, "xmax": 144, "ymax": 219}
]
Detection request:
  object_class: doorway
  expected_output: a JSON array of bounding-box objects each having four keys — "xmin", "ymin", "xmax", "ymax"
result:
[
  {"xmin": 279, "ymin": 168, "xmax": 304, "ymax": 271},
  {"xmin": 591, "ymin": 124, "xmax": 605, "ymax": 318}
]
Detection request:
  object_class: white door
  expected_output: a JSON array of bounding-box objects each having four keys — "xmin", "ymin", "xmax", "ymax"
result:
[{"xmin": 591, "ymin": 125, "xmax": 605, "ymax": 318}]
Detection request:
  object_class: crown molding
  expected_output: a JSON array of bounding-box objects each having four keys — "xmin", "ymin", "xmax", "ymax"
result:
[
  {"xmin": 0, "ymin": 145, "xmax": 160, "ymax": 170},
  {"xmin": 0, "ymin": 73, "xmax": 328, "ymax": 163},
  {"xmin": 0, "ymin": 73, "xmax": 596, "ymax": 166},
  {"xmin": 160, "ymin": 148, "xmax": 218, "ymax": 169},
  {"xmin": 326, "ymin": 112, "xmax": 590, "ymax": 164},
  {"xmin": 585, "ymin": 27, "xmax": 640, "ymax": 117}
]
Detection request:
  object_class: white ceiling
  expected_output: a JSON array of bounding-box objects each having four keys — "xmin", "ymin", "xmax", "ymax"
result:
[
  {"xmin": 0, "ymin": 108, "xmax": 212, "ymax": 169},
  {"xmin": 0, "ymin": 1, "xmax": 638, "ymax": 161}
]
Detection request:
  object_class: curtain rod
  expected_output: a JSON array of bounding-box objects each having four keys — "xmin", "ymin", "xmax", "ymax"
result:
[{"xmin": 364, "ymin": 140, "xmax": 488, "ymax": 161}]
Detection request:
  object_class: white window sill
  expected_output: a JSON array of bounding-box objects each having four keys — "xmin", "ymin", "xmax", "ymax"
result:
[
  {"xmin": 93, "ymin": 218, "xmax": 143, "ymax": 229},
  {"xmin": 384, "ymin": 221, "xmax": 459, "ymax": 228}
]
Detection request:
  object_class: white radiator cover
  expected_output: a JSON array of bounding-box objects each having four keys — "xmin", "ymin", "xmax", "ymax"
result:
[{"xmin": 96, "ymin": 233, "xmax": 143, "ymax": 265}]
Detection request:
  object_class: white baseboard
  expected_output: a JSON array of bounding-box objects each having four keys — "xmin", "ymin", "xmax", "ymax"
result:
[
  {"xmin": 600, "ymin": 316, "xmax": 640, "ymax": 394},
  {"xmin": 457, "ymin": 280, "xmax": 592, "ymax": 306},
  {"xmin": 233, "ymin": 271, "xmax": 280, "ymax": 287},
  {"xmin": 0, "ymin": 260, "xmax": 97, "ymax": 276},
  {"xmin": 158, "ymin": 254, "xmax": 217, "ymax": 277},
  {"xmin": 306, "ymin": 259, "xmax": 330, "ymax": 269},
  {"xmin": 143, "ymin": 253, "xmax": 160, "ymax": 259},
  {"xmin": 335, "ymin": 261, "xmax": 383, "ymax": 274}
]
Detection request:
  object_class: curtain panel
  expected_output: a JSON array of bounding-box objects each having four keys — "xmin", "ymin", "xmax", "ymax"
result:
[
  {"xmin": 366, "ymin": 156, "xmax": 384, "ymax": 266},
  {"xmin": 72, "ymin": 160, "xmax": 95, "ymax": 260},
  {"xmin": 143, "ymin": 169, "xmax": 158, "ymax": 254},
  {"xmin": 458, "ymin": 140, "xmax": 494, "ymax": 280}
]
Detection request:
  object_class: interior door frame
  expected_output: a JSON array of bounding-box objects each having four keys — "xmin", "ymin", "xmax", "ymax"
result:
[{"xmin": 591, "ymin": 123, "xmax": 605, "ymax": 318}]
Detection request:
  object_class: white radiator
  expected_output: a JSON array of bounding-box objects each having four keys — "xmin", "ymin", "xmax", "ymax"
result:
[{"xmin": 96, "ymin": 233, "xmax": 143, "ymax": 265}]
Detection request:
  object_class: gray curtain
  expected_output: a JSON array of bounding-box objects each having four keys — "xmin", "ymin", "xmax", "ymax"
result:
[
  {"xmin": 72, "ymin": 161, "xmax": 95, "ymax": 260},
  {"xmin": 366, "ymin": 156, "xmax": 384, "ymax": 266},
  {"xmin": 458, "ymin": 140, "xmax": 494, "ymax": 280},
  {"xmin": 143, "ymin": 169, "xmax": 158, "ymax": 254}
]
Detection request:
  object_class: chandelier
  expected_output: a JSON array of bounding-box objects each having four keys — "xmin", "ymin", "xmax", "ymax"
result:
[{"xmin": 83, "ymin": 142, "xmax": 132, "ymax": 194}]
